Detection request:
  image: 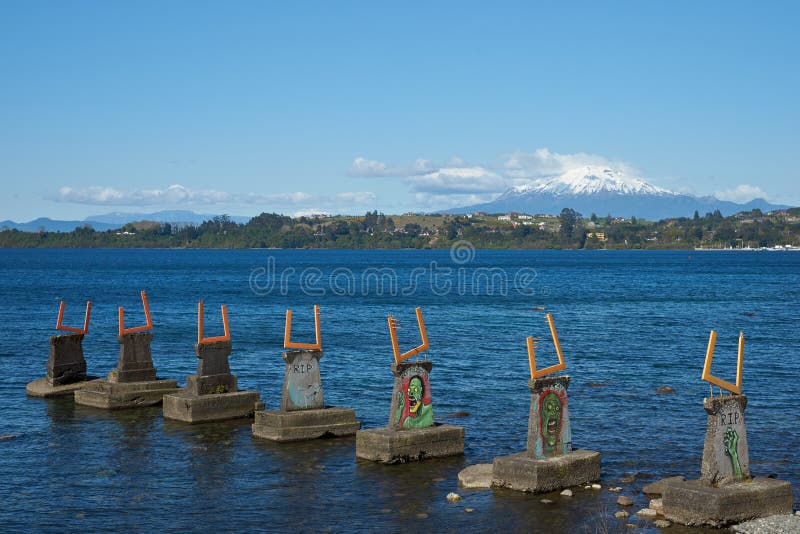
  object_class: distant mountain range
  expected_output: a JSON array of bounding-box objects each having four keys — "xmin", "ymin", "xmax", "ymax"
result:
[
  {"xmin": 441, "ymin": 166, "xmax": 791, "ymax": 219},
  {"xmin": 0, "ymin": 210, "xmax": 251, "ymax": 233}
]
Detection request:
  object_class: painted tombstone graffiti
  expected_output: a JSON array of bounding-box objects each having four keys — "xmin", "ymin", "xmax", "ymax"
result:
[
  {"xmin": 526, "ymin": 376, "xmax": 572, "ymax": 459},
  {"xmin": 701, "ymin": 394, "xmax": 750, "ymax": 485},
  {"xmin": 281, "ymin": 349, "xmax": 324, "ymax": 411},
  {"xmin": 390, "ymin": 362, "xmax": 434, "ymax": 430}
]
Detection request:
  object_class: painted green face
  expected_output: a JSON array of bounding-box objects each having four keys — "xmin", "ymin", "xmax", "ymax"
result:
[
  {"xmin": 408, "ymin": 377, "xmax": 423, "ymax": 414},
  {"xmin": 541, "ymin": 392, "xmax": 562, "ymax": 448}
]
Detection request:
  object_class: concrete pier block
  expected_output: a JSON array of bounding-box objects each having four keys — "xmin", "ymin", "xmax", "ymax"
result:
[
  {"xmin": 46, "ymin": 333, "xmax": 87, "ymax": 386},
  {"xmin": 355, "ymin": 424, "xmax": 464, "ymax": 464},
  {"xmin": 662, "ymin": 477, "xmax": 793, "ymax": 527},
  {"xmin": 252, "ymin": 407, "xmax": 360, "ymax": 442},
  {"xmin": 163, "ymin": 389, "xmax": 260, "ymax": 423},
  {"xmin": 26, "ymin": 376, "xmax": 101, "ymax": 398},
  {"xmin": 491, "ymin": 449, "xmax": 601, "ymax": 493},
  {"xmin": 111, "ymin": 333, "xmax": 157, "ymax": 383},
  {"xmin": 74, "ymin": 378, "xmax": 179, "ymax": 409}
]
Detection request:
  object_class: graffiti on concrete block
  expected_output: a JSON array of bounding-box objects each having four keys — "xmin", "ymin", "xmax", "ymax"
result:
[
  {"xmin": 282, "ymin": 350, "xmax": 324, "ymax": 411},
  {"xmin": 530, "ymin": 383, "xmax": 572, "ymax": 458},
  {"xmin": 395, "ymin": 366, "xmax": 434, "ymax": 430}
]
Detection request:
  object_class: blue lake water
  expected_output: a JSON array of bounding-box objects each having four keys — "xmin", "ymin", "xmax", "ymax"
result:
[{"xmin": 0, "ymin": 248, "xmax": 798, "ymax": 532}]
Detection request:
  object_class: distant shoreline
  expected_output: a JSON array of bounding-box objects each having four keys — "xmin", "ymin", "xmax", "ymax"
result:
[{"xmin": 2, "ymin": 209, "xmax": 798, "ymax": 250}]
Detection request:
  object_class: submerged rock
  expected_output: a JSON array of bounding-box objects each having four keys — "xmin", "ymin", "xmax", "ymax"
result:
[
  {"xmin": 614, "ymin": 511, "xmax": 629, "ymax": 519},
  {"xmin": 617, "ymin": 496, "xmax": 633, "ymax": 506},
  {"xmin": 457, "ymin": 463, "xmax": 493, "ymax": 489},
  {"xmin": 656, "ymin": 386, "xmax": 675, "ymax": 394}
]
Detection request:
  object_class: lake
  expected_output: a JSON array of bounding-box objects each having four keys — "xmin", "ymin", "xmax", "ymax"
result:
[{"xmin": 1, "ymin": 248, "xmax": 798, "ymax": 532}]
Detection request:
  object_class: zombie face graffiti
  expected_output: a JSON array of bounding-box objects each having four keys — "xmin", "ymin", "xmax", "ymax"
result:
[
  {"xmin": 540, "ymin": 391, "xmax": 562, "ymax": 452},
  {"xmin": 395, "ymin": 373, "xmax": 434, "ymax": 430}
]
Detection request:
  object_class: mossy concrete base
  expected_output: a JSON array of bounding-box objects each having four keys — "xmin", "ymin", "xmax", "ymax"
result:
[
  {"xmin": 74, "ymin": 378, "xmax": 179, "ymax": 409},
  {"xmin": 26, "ymin": 376, "xmax": 101, "ymax": 398},
  {"xmin": 163, "ymin": 390, "xmax": 260, "ymax": 423},
  {"xmin": 252, "ymin": 407, "xmax": 360, "ymax": 442},
  {"xmin": 662, "ymin": 477, "xmax": 793, "ymax": 527},
  {"xmin": 355, "ymin": 424, "xmax": 464, "ymax": 464},
  {"xmin": 491, "ymin": 449, "xmax": 601, "ymax": 493}
]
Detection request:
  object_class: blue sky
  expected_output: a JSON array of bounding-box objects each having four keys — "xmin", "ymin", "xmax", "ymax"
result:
[{"xmin": 2, "ymin": 1, "xmax": 798, "ymax": 220}]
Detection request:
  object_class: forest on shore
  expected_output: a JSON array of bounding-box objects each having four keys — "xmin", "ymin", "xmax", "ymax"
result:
[{"xmin": 2, "ymin": 207, "xmax": 799, "ymax": 250}]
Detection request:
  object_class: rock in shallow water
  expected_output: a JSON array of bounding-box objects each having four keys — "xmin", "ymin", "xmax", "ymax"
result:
[
  {"xmin": 446, "ymin": 492, "xmax": 462, "ymax": 503},
  {"xmin": 649, "ymin": 498, "xmax": 664, "ymax": 516},
  {"xmin": 653, "ymin": 519, "xmax": 671, "ymax": 528},
  {"xmin": 615, "ymin": 511, "xmax": 629, "ymax": 519},
  {"xmin": 637, "ymin": 508, "xmax": 658, "ymax": 518},
  {"xmin": 457, "ymin": 463, "xmax": 493, "ymax": 489},
  {"xmin": 617, "ymin": 496, "xmax": 633, "ymax": 506},
  {"xmin": 560, "ymin": 489, "xmax": 572, "ymax": 497}
]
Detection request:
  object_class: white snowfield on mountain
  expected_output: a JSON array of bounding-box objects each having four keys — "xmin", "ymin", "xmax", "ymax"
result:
[{"xmin": 506, "ymin": 166, "xmax": 678, "ymax": 197}]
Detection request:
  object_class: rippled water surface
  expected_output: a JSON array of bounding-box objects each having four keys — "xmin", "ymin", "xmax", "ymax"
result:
[{"xmin": 1, "ymin": 249, "xmax": 798, "ymax": 532}]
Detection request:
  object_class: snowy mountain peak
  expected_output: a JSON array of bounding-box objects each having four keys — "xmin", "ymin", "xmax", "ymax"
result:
[{"xmin": 507, "ymin": 165, "xmax": 675, "ymax": 197}]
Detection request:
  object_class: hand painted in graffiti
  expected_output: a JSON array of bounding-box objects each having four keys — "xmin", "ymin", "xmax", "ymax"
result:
[
  {"xmin": 540, "ymin": 392, "xmax": 562, "ymax": 454},
  {"xmin": 723, "ymin": 427, "xmax": 743, "ymax": 481},
  {"xmin": 396, "ymin": 375, "xmax": 434, "ymax": 429}
]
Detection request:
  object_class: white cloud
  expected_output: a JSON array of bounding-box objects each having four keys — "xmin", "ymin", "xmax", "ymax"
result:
[
  {"xmin": 333, "ymin": 191, "xmax": 377, "ymax": 204},
  {"xmin": 407, "ymin": 166, "xmax": 507, "ymax": 194},
  {"xmin": 715, "ymin": 184, "xmax": 769, "ymax": 203},
  {"xmin": 503, "ymin": 148, "xmax": 638, "ymax": 179},
  {"xmin": 56, "ymin": 184, "xmax": 234, "ymax": 205},
  {"xmin": 413, "ymin": 192, "xmax": 497, "ymax": 210},
  {"xmin": 292, "ymin": 209, "xmax": 328, "ymax": 218},
  {"xmin": 348, "ymin": 157, "xmax": 401, "ymax": 177},
  {"xmin": 53, "ymin": 184, "xmax": 376, "ymax": 211}
]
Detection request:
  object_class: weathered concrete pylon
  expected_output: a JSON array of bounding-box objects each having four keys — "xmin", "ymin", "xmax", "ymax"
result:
[
  {"xmin": 662, "ymin": 330, "xmax": 793, "ymax": 527},
  {"xmin": 27, "ymin": 300, "xmax": 100, "ymax": 398},
  {"xmin": 75, "ymin": 291, "xmax": 179, "ymax": 409},
  {"xmin": 252, "ymin": 305, "xmax": 360, "ymax": 441},
  {"xmin": 489, "ymin": 313, "xmax": 601, "ymax": 492},
  {"xmin": 356, "ymin": 307, "xmax": 464, "ymax": 463},
  {"xmin": 163, "ymin": 301, "xmax": 260, "ymax": 423}
]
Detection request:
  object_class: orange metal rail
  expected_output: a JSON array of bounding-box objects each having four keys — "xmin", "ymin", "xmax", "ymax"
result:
[
  {"xmin": 197, "ymin": 300, "xmax": 230, "ymax": 344},
  {"xmin": 527, "ymin": 313, "xmax": 567, "ymax": 379},
  {"xmin": 118, "ymin": 291, "xmax": 153, "ymax": 335},
  {"xmin": 701, "ymin": 330, "xmax": 744, "ymax": 394},
  {"xmin": 388, "ymin": 307, "xmax": 430, "ymax": 364},
  {"xmin": 56, "ymin": 300, "xmax": 92, "ymax": 334},
  {"xmin": 284, "ymin": 304, "xmax": 322, "ymax": 350}
]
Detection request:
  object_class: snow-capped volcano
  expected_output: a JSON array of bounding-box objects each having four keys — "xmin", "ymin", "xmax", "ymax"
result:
[
  {"xmin": 441, "ymin": 166, "xmax": 787, "ymax": 219},
  {"xmin": 506, "ymin": 166, "xmax": 675, "ymax": 197}
]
